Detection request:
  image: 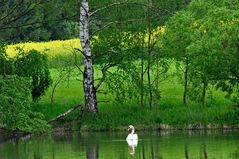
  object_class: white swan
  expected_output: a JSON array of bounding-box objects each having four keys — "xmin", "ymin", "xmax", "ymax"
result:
[
  {"xmin": 126, "ymin": 125, "xmax": 138, "ymax": 155},
  {"xmin": 126, "ymin": 125, "xmax": 138, "ymax": 140}
]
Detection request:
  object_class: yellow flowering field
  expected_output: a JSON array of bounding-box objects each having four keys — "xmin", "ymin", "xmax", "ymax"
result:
[{"xmin": 6, "ymin": 38, "xmax": 81, "ymax": 58}]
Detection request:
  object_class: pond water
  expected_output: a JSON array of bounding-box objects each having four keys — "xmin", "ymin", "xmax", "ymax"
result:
[{"xmin": 0, "ymin": 130, "xmax": 238, "ymax": 159}]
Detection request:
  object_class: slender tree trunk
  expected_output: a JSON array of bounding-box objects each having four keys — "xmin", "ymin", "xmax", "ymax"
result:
[
  {"xmin": 147, "ymin": 0, "xmax": 153, "ymax": 111},
  {"xmin": 154, "ymin": 58, "xmax": 159, "ymax": 110},
  {"xmin": 140, "ymin": 56, "xmax": 144, "ymax": 108},
  {"xmin": 183, "ymin": 57, "xmax": 189, "ymax": 106},
  {"xmin": 201, "ymin": 79, "xmax": 207, "ymax": 106},
  {"xmin": 147, "ymin": 62, "xmax": 152, "ymax": 110},
  {"xmin": 79, "ymin": 0, "xmax": 98, "ymax": 113}
]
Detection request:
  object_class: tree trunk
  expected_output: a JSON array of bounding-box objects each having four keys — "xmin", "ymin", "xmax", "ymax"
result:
[
  {"xmin": 140, "ymin": 52, "xmax": 144, "ymax": 108},
  {"xmin": 201, "ymin": 79, "xmax": 207, "ymax": 106},
  {"xmin": 147, "ymin": 63, "xmax": 152, "ymax": 110},
  {"xmin": 183, "ymin": 57, "xmax": 189, "ymax": 106},
  {"xmin": 147, "ymin": 0, "xmax": 153, "ymax": 111},
  {"xmin": 154, "ymin": 58, "xmax": 159, "ymax": 110},
  {"xmin": 79, "ymin": 0, "xmax": 98, "ymax": 113}
]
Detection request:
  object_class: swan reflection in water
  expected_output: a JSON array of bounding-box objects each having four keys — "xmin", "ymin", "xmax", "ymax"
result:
[
  {"xmin": 127, "ymin": 138, "xmax": 138, "ymax": 155},
  {"xmin": 126, "ymin": 125, "xmax": 138, "ymax": 155}
]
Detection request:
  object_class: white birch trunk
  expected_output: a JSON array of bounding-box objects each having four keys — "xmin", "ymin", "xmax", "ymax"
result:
[{"xmin": 79, "ymin": 0, "xmax": 98, "ymax": 113}]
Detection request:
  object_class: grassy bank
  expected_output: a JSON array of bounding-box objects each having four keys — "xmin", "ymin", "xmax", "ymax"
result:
[
  {"xmin": 6, "ymin": 39, "xmax": 239, "ymax": 131},
  {"xmin": 81, "ymin": 104, "xmax": 239, "ymax": 131}
]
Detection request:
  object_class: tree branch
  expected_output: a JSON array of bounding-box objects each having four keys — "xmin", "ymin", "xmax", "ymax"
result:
[
  {"xmin": 74, "ymin": 48, "xmax": 85, "ymax": 56},
  {"xmin": 0, "ymin": 14, "xmax": 78, "ymax": 30},
  {"xmin": 0, "ymin": 2, "xmax": 36, "ymax": 28},
  {"xmin": 50, "ymin": 67, "xmax": 75, "ymax": 104},
  {"xmin": 95, "ymin": 63, "xmax": 117, "ymax": 91},
  {"xmin": 90, "ymin": 18, "xmax": 147, "ymax": 39},
  {"xmin": 75, "ymin": 63, "xmax": 84, "ymax": 74},
  {"xmin": 89, "ymin": 2, "xmax": 150, "ymax": 17},
  {"xmin": 72, "ymin": 48, "xmax": 84, "ymax": 74},
  {"xmin": 48, "ymin": 104, "xmax": 82, "ymax": 123},
  {"xmin": 0, "ymin": 0, "xmax": 25, "ymax": 22},
  {"xmin": 98, "ymin": 100, "xmax": 110, "ymax": 103}
]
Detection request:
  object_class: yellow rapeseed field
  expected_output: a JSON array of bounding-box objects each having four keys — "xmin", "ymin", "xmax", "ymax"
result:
[{"xmin": 6, "ymin": 38, "xmax": 81, "ymax": 58}]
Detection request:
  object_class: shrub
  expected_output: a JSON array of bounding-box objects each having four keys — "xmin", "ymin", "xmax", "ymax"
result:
[
  {"xmin": 0, "ymin": 76, "xmax": 50, "ymax": 132},
  {"xmin": 14, "ymin": 49, "xmax": 52, "ymax": 101}
]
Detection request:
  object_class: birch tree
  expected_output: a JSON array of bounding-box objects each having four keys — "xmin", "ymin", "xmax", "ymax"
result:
[{"xmin": 78, "ymin": 0, "xmax": 151, "ymax": 113}]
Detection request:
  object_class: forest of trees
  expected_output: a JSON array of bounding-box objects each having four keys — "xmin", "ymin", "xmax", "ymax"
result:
[{"xmin": 0, "ymin": 0, "xmax": 239, "ymax": 133}]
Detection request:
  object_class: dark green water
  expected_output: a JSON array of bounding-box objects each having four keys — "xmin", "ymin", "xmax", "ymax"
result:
[{"xmin": 0, "ymin": 130, "xmax": 238, "ymax": 159}]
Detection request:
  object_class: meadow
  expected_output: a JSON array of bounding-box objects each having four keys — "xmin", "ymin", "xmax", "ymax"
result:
[{"xmin": 6, "ymin": 39, "xmax": 238, "ymax": 131}]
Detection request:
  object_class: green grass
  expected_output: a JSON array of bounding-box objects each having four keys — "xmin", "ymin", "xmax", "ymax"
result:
[{"xmin": 33, "ymin": 65, "xmax": 237, "ymax": 131}]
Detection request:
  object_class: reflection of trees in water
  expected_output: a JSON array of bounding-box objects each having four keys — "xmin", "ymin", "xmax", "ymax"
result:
[
  {"xmin": 185, "ymin": 143, "xmax": 208, "ymax": 159},
  {"xmin": 199, "ymin": 143, "xmax": 208, "ymax": 159},
  {"xmin": 139, "ymin": 140, "xmax": 163, "ymax": 159},
  {"xmin": 33, "ymin": 138, "xmax": 44, "ymax": 159},
  {"xmin": 52, "ymin": 142, "xmax": 55, "ymax": 159},
  {"xmin": 203, "ymin": 144, "xmax": 208, "ymax": 159},
  {"xmin": 151, "ymin": 141, "xmax": 163, "ymax": 159},
  {"xmin": 2, "ymin": 132, "xmax": 239, "ymax": 159},
  {"xmin": 141, "ymin": 142, "xmax": 147, "ymax": 159},
  {"xmin": 185, "ymin": 144, "xmax": 189, "ymax": 159},
  {"xmin": 229, "ymin": 151, "xmax": 239, "ymax": 159},
  {"xmin": 34, "ymin": 153, "xmax": 43, "ymax": 159},
  {"xmin": 87, "ymin": 143, "xmax": 99, "ymax": 159}
]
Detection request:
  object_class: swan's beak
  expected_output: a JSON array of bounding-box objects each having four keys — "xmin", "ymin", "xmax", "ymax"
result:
[{"xmin": 128, "ymin": 127, "xmax": 132, "ymax": 132}]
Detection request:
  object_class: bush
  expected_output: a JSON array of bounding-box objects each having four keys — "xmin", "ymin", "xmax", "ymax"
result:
[
  {"xmin": 14, "ymin": 49, "xmax": 52, "ymax": 101},
  {"xmin": 0, "ymin": 76, "xmax": 50, "ymax": 132}
]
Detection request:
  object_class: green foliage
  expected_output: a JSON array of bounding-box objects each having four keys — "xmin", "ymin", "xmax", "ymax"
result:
[
  {"xmin": 161, "ymin": 0, "xmax": 239, "ymax": 104},
  {"xmin": 14, "ymin": 49, "xmax": 52, "ymax": 101},
  {"xmin": 0, "ymin": 76, "xmax": 50, "ymax": 132}
]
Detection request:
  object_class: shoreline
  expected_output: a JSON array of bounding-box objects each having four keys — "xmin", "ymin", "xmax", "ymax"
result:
[
  {"xmin": 54, "ymin": 123, "xmax": 239, "ymax": 133},
  {"xmin": 1, "ymin": 124, "xmax": 238, "ymax": 142},
  {"xmin": 1, "ymin": 123, "xmax": 239, "ymax": 135}
]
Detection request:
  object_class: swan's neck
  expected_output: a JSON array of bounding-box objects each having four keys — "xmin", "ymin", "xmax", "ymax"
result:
[{"xmin": 131, "ymin": 128, "xmax": 135, "ymax": 134}]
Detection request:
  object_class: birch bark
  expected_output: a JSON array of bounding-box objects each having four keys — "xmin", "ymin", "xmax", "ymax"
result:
[{"xmin": 79, "ymin": 0, "xmax": 98, "ymax": 113}]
